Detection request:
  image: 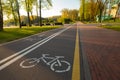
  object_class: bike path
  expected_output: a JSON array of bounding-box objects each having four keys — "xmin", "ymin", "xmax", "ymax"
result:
[
  {"xmin": 0, "ymin": 27, "xmax": 65, "ymax": 61},
  {"xmin": 0, "ymin": 24, "xmax": 78, "ymax": 80}
]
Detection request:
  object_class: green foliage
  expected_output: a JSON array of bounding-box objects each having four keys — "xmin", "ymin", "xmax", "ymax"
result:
[
  {"xmin": 2, "ymin": 0, "xmax": 53, "ymax": 27},
  {"xmin": 59, "ymin": 8, "xmax": 79, "ymax": 23},
  {"xmin": 61, "ymin": 8, "xmax": 79, "ymax": 21},
  {"xmin": 79, "ymin": 0, "xmax": 99, "ymax": 21},
  {"xmin": 63, "ymin": 18, "xmax": 72, "ymax": 24},
  {"xmin": 57, "ymin": 17, "xmax": 64, "ymax": 23},
  {"xmin": 102, "ymin": 18, "xmax": 120, "ymax": 23},
  {"xmin": 3, "ymin": 0, "xmax": 20, "ymax": 26}
]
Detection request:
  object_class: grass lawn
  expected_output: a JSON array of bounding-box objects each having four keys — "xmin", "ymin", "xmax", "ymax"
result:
[
  {"xmin": 0, "ymin": 26, "xmax": 60, "ymax": 44},
  {"xmin": 101, "ymin": 25, "xmax": 120, "ymax": 31}
]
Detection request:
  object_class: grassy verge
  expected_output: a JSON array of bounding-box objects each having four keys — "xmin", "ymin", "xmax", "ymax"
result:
[
  {"xmin": 0, "ymin": 26, "xmax": 60, "ymax": 44},
  {"xmin": 100, "ymin": 25, "xmax": 120, "ymax": 31}
]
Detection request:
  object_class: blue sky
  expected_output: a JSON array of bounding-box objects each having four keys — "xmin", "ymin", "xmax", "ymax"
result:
[{"xmin": 41, "ymin": 0, "xmax": 80, "ymax": 17}]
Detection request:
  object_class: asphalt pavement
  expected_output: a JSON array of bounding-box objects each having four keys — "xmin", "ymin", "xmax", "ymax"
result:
[
  {"xmin": 0, "ymin": 24, "xmax": 77, "ymax": 80},
  {"xmin": 0, "ymin": 22, "xmax": 120, "ymax": 80}
]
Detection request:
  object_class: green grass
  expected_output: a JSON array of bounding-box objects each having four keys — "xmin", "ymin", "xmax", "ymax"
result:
[
  {"xmin": 102, "ymin": 19, "xmax": 120, "ymax": 23},
  {"xmin": 101, "ymin": 25, "xmax": 120, "ymax": 31},
  {"xmin": 82, "ymin": 18, "xmax": 120, "ymax": 24},
  {"xmin": 0, "ymin": 26, "xmax": 60, "ymax": 44}
]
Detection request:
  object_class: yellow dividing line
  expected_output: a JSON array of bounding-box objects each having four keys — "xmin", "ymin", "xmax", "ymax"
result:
[{"xmin": 72, "ymin": 26, "xmax": 80, "ymax": 80}]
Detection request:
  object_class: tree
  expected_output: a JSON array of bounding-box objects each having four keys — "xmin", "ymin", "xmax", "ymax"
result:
[
  {"xmin": 21, "ymin": 0, "xmax": 52, "ymax": 27},
  {"xmin": 61, "ymin": 8, "xmax": 78, "ymax": 21},
  {"xmin": 79, "ymin": 0, "xmax": 100, "ymax": 21},
  {"xmin": 89, "ymin": 0, "xmax": 98, "ymax": 21},
  {"xmin": 69, "ymin": 9, "xmax": 79, "ymax": 21},
  {"xmin": 33, "ymin": 0, "xmax": 38, "ymax": 21},
  {"xmin": 61, "ymin": 8, "xmax": 69, "ymax": 19},
  {"xmin": 0, "ymin": 0, "xmax": 3, "ymax": 31},
  {"xmin": 79, "ymin": 0, "xmax": 86, "ymax": 21},
  {"xmin": 15, "ymin": 0, "xmax": 22, "ymax": 28},
  {"xmin": 79, "ymin": 0, "xmax": 110, "ymax": 22},
  {"xmin": 3, "ymin": 0, "xmax": 21, "ymax": 28},
  {"xmin": 114, "ymin": 2, "xmax": 120, "ymax": 22},
  {"xmin": 96, "ymin": 0, "xmax": 108, "ymax": 23},
  {"xmin": 38, "ymin": 0, "xmax": 52, "ymax": 26},
  {"xmin": 82, "ymin": 0, "xmax": 85, "ymax": 21},
  {"xmin": 39, "ymin": 0, "xmax": 42, "ymax": 26},
  {"xmin": 1, "ymin": 0, "xmax": 53, "ymax": 29},
  {"xmin": 4, "ymin": 0, "xmax": 18, "ymax": 26},
  {"xmin": 24, "ymin": 0, "xmax": 31, "ymax": 27}
]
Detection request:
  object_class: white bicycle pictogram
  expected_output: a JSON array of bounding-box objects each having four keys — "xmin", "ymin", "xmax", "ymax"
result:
[{"xmin": 20, "ymin": 54, "xmax": 71, "ymax": 73}]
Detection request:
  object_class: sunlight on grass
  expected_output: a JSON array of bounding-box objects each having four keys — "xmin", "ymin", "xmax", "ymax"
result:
[
  {"xmin": 101, "ymin": 25, "xmax": 120, "ymax": 31},
  {"xmin": 0, "ymin": 26, "xmax": 60, "ymax": 44}
]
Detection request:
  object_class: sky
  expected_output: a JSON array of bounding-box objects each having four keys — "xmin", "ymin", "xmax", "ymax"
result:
[
  {"xmin": 41, "ymin": 0, "xmax": 80, "ymax": 17},
  {"xmin": 20, "ymin": 0, "xmax": 80, "ymax": 18}
]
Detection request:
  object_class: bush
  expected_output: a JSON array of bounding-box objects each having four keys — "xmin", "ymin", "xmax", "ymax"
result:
[
  {"xmin": 63, "ymin": 18, "xmax": 72, "ymax": 24},
  {"xmin": 55, "ymin": 22, "xmax": 63, "ymax": 25}
]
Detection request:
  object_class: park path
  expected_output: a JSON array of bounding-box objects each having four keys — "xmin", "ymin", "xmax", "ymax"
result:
[{"xmin": 78, "ymin": 22, "xmax": 120, "ymax": 80}]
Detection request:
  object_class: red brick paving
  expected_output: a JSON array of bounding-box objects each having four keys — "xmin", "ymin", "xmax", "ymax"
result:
[{"xmin": 79, "ymin": 23, "xmax": 120, "ymax": 80}]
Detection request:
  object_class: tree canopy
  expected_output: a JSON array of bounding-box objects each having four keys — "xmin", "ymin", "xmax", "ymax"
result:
[{"xmin": 0, "ymin": 0, "xmax": 53, "ymax": 31}]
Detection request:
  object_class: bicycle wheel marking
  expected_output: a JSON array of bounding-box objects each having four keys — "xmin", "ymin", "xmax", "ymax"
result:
[
  {"xmin": 19, "ymin": 54, "xmax": 71, "ymax": 73},
  {"xmin": 20, "ymin": 58, "xmax": 39, "ymax": 68},
  {"xmin": 50, "ymin": 61, "xmax": 71, "ymax": 73}
]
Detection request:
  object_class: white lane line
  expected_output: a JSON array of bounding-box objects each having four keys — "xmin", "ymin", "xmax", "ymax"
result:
[
  {"xmin": 0, "ymin": 26, "xmax": 71, "ymax": 70},
  {"xmin": 0, "ymin": 34, "xmax": 53, "ymax": 64},
  {"xmin": 0, "ymin": 27, "xmax": 68, "ymax": 65}
]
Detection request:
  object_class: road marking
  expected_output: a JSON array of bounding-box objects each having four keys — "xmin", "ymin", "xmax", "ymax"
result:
[
  {"xmin": 20, "ymin": 54, "xmax": 71, "ymax": 73},
  {"xmin": 0, "ymin": 34, "xmax": 53, "ymax": 64},
  {"xmin": 72, "ymin": 26, "xmax": 80, "ymax": 80},
  {"xmin": 0, "ymin": 26, "xmax": 71, "ymax": 71}
]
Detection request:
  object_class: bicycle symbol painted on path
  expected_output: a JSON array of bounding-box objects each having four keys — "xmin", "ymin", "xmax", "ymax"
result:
[{"xmin": 20, "ymin": 54, "xmax": 71, "ymax": 73}]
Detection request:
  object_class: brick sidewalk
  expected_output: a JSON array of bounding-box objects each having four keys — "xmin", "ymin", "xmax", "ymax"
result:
[{"xmin": 79, "ymin": 24, "xmax": 120, "ymax": 80}]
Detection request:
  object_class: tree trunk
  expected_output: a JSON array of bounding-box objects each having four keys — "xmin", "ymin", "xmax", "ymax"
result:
[
  {"xmin": 9, "ymin": 0, "xmax": 17, "ymax": 26},
  {"xmin": 82, "ymin": 0, "xmax": 85, "ymax": 21},
  {"xmin": 30, "ymin": 11, "xmax": 34, "ymax": 24},
  {"xmin": 114, "ymin": 3, "xmax": 120, "ymax": 22},
  {"xmin": 36, "ymin": 1, "xmax": 39, "ymax": 20},
  {"xmin": 27, "ymin": 11, "xmax": 31, "ymax": 26},
  {"xmin": 99, "ymin": 8, "xmax": 102, "ymax": 23},
  {"xmin": 39, "ymin": 0, "xmax": 42, "ymax": 26},
  {"xmin": 0, "ymin": 0, "xmax": 3, "ymax": 31},
  {"xmin": 16, "ymin": 0, "xmax": 22, "ymax": 28},
  {"xmin": 17, "ymin": 9, "xmax": 22, "ymax": 28},
  {"xmin": 25, "ymin": 0, "xmax": 31, "ymax": 27}
]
